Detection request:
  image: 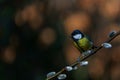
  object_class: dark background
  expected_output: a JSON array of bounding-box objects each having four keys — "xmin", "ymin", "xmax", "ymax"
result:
[{"xmin": 0, "ymin": 0, "xmax": 120, "ymax": 80}]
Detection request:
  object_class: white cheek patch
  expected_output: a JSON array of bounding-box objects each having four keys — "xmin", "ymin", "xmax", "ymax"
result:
[{"xmin": 73, "ymin": 34, "xmax": 82, "ymax": 39}]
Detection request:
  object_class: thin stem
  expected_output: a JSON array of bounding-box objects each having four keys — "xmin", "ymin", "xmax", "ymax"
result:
[{"xmin": 46, "ymin": 30, "xmax": 120, "ymax": 80}]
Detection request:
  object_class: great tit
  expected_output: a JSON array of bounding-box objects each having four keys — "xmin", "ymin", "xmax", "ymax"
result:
[{"xmin": 71, "ymin": 30, "xmax": 95, "ymax": 54}]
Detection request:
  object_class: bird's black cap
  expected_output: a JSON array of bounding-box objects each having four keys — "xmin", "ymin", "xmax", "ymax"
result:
[{"xmin": 71, "ymin": 30, "xmax": 84, "ymax": 36}]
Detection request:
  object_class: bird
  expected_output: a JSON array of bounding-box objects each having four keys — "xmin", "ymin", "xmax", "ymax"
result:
[{"xmin": 71, "ymin": 29, "xmax": 96, "ymax": 55}]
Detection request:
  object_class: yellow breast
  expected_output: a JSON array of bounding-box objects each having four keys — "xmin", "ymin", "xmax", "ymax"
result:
[{"xmin": 74, "ymin": 37, "xmax": 92, "ymax": 51}]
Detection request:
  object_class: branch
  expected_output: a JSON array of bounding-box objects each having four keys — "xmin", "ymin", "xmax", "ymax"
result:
[{"xmin": 46, "ymin": 30, "xmax": 120, "ymax": 80}]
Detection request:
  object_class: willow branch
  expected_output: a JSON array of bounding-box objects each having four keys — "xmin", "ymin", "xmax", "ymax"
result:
[{"xmin": 46, "ymin": 30, "xmax": 120, "ymax": 80}]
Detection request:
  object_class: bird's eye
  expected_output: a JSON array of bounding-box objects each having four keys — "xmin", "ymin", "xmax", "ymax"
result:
[{"xmin": 73, "ymin": 34, "xmax": 82, "ymax": 39}]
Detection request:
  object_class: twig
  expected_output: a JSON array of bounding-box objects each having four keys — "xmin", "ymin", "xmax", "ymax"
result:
[{"xmin": 46, "ymin": 30, "xmax": 120, "ymax": 80}]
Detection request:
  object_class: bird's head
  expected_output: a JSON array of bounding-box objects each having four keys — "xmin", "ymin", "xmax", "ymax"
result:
[{"xmin": 71, "ymin": 30, "xmax": 84, "ymax": 41}]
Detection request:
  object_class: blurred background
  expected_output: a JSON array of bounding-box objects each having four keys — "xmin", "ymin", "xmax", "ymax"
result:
[{"xmin": 0, "ymin": 0, "xmax": 120, "ymax": 80}]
